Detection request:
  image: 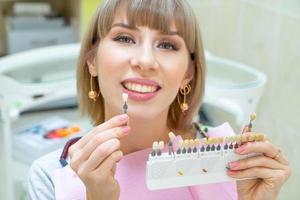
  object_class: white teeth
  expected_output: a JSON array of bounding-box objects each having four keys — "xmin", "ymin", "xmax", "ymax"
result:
[
  {"xmin": 124, "ymin": 82, "xmax": 158, "ymax": 93},
  {"xmin": 142, "ymin": 85, "xmax": 147, "ymax": 92},
  {"xmin": 136, "ymin": 85, "xmax": 142, "ymax": 92}
]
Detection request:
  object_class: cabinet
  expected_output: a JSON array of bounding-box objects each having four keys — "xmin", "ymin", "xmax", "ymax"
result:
[
  {"xmin": 0, "ymin": 0, "xmax": 82, "ymax": 56},
  {"xmin": 0, "ymin": 0, "xmax": 101, "ymax": 56}
]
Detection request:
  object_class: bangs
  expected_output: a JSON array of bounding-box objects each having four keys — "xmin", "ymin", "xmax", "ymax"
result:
[
  {"xmin": 126, "ymin": 0, "xmax": 176, "ymax": 35},
  {"xmin": 97, "ymin": 0, "xmax": 196, "ymax": 52}
]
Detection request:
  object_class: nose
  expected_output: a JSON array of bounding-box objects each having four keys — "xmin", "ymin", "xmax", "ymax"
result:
[{"xmin": 130, "ymin": 42, "xmax": 159, "ymax": 71}]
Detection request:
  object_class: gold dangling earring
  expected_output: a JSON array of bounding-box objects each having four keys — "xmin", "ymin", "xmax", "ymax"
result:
[
  {"xmin": 88, "ymin": 76, "xmax": 99, "ymax": 102},
  {"xmin": 177, "ymin": 84, "xmax": 191, "ymax": 112}
]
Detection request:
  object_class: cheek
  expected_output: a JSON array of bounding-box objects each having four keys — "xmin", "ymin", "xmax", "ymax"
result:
[
  {"xmin": 158, "ymin": 58, "xmax": 190, "ymax": 108},
  {"xmin": 93, "ymin": 43, "xmax": 130, "ymax": 102},
  {"xmin": 161, "ymin": 58, "xmax": 189, "ymax": 89},
  {"xmin": 96, "ymin": 43, "xmax": 129, "ymax": 74}
]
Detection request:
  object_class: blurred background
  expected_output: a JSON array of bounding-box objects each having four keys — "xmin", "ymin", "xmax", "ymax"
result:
[{"xmin": 0, "ymin": 0, "xmax": 299, "ymax": 199}]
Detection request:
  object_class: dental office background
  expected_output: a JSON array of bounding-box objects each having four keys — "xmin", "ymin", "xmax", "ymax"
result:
[{"xmin": 0, "ymin": 0, "xmax": 299, "ymax": 199}]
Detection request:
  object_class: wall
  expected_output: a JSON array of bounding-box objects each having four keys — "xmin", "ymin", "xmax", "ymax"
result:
[
  {"xmin": 189, "ymin": 0, "xmax": 300, "ymax": 199},
  {"xmin": 81, "ymin": 0, "xmax": 101, "ymax": 36}
]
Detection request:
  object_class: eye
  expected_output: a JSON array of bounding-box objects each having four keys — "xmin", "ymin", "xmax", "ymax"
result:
[
  {"xmin": 158, "ymin": 41, "xmax": 178, "ymax": 51},
  {"xmin": 113, "ymin": 35, "xmax": 135, "ymax": 44}
]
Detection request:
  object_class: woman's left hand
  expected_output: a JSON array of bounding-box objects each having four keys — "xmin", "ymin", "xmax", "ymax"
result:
[{"xmin": 227, "ymin": 133, "xmax": 291, "ymax": 200}]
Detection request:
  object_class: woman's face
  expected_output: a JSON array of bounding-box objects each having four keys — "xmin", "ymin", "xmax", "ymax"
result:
[{"xmin": 88, "ymin": 14, "xmax": 193, "ymax": 120}]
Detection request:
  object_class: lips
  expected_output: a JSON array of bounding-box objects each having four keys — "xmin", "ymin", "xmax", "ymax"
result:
[{"xmin": 121, "ymin": 78, "xmax": 161, "ymax": 101}]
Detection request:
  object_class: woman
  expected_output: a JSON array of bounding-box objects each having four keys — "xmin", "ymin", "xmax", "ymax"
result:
[{"xmin": 27, "ymin": 0, "xmax": 291, "ymax": 199}]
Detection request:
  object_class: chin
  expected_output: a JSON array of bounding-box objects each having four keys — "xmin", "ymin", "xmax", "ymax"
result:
[{"xmin": 126, "ymin": 105, "xmax": 168, "ymax": 122}]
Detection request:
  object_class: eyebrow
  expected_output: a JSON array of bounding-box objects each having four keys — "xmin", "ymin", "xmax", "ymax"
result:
[{"xmin": 111, "ymin": 23, "xmax": 179, "ymax": 36}]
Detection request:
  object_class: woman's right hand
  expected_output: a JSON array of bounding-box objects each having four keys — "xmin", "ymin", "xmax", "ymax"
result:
[{"xmin": 68, "ymin": 114, "xmax": 130, "ymax": 200}]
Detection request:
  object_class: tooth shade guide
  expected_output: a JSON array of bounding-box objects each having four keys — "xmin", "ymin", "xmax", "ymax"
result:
[
  {"xmin": 158, "ymin": 141, "xmax": 164, "ymax": 148},
  {"xmin": 122, "ymin": 93, "xmax": 128, "ymax": 101},
  {"xmin": 236, "ymin": 135, "xmax": 242, "ymax": 143},
  {"xmin": 250, "ymin": 113, "xmax": 256, "ymax": 122},
  {"xmin": 150, "ymin": 133, "xmax": 266, "ymax": 157},
  {"xmin": 207, "ymin": 137, "xmax": 214, "ymax": 145},
  {"xmin": 122, "ymin": 93, "xmax": 128, "ymax": 113},
  {"xmin": 177, "ymin": 139, "xmax": 184, "ymax": 154},
  {"xmin": 152, "ymin": 141, "xmax": 158, "ymax": 149},
  {"xmin": 189, "ymin": 139, "xmax": 194, "ymax": 149},
  {"xmin": 178, "ymin": 139, "xmax": 184, "ymax": 149},
  {"xmin": 241, "ymin": 134, "xmax": 248, "ymax": 143},
  {"xmin": 249, "ymin": 134, "xmax": 255, "ymax": 142},
  {"xmin": 183, "ymin": 139, "xmax": 189, "ymax": 148},
  {"xmin": 177, "ymin": 170, "xmax": 184, "ymax": 176},
  {"xmin": 182, "ymin": 140, "xmax": 188, "ymax": 154},
  {"xmin": 151, "ymin": 141, "xmax": 158, "ymax": 156},
  {"xmin": 187, "ymin": 140, "xmax": 192, "ymax": 153},
  {"xmin": 200, "ymin": 145, "xmax": 205, "ymax": 152},
  {"xmin": 168, "ymin": 132, "xmax": 176, "ymax": 141},
  {"xmin": 194, "ymin": 138, "xmax": 200, "ymax": 145},
  {"xmin": 202, "ymin": 168, "xmax": 208, "ymax": 173},
  {"xmin": 147, "ymin": 135, "xmax": 262, "ymax": 190},
  {"xmin": 157, "ymin": 141, "xmax": 164, "ymax": 156}
]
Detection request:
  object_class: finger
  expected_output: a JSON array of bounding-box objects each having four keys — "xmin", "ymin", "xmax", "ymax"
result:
[
  {"xmin": 241, "ymin": 126, "xmax": 250, "ymax": 134},
  {"xmin": 70, "ymin": 126, "xmax": 129, "ymax": 170},
  {"xmin": 235, "ymin": 140, "xmax": 289, "ymax": 165},
  {"xmin": 227, "ymin": 167, "xmax": 290, "ymax": 187},
  {"xmin": 112, "ymin": 163, "xmax": 117, "ymax": 175},
  {"xmin": 70, "ymin": 114, "xmax": 129, "ymax": 151},
  {"xmin": 227, "ymin": 166, "xmax": 275, "ymax": 180},
  {"xmin": 78, "ymin": 114, "xmax": 129, "ymax": 147},
  {"xmin": 271, "ymin": 149, "xmax": 289, "ymax": 166},
  {"xmin": 241, "ymin": 132, "xmax": 251, "ymax": 143},
  {"xmin": 93, "ymin": 150, "xmax": 123, "ymax": 176},
  {"xmin": 228, "ymin": 155, "xmax": 286, "ymax": 171},
  {"xmin": 85, "ymin": 138, "xmax": 121, "ymax": 171}
]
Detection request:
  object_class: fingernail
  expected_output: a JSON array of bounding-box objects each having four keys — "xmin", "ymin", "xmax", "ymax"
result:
[
  {"xmin": 228, "ymin": 170, "xmax": 238, "ymax": 175},
  {"xmin": 118, "ymin": 114, "xmax": 128, "ymax": 122},
  {"xmin": 121, "ymin": 126, "xmax": 130, "ymax": 134},
  {"xmin": 229, "ymin": 161, "xmax": 238, "ymax": 169},
  {"xmin": 236, "ymin": 145, "xmax": 246, "ymax": 154}
]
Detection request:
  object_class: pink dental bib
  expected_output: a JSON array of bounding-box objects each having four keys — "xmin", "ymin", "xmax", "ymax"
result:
[{"xmin": 53, "ymin": 122, "xmax": 238, "ymax": 200}]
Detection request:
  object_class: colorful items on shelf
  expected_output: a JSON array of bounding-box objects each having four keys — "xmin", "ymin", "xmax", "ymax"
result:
[{"xmin": 44, "ymin": 125, "xmax": 81, "ymax": 139}]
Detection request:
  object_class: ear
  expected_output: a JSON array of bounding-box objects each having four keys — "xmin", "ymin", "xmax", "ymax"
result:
[
  {"xmin": 180, "ymin": 61, "xmax": 195, "ymax": 88},
  {"xmin": 87, "ymin": 57, "xmax": 98, "ymax": 77}
]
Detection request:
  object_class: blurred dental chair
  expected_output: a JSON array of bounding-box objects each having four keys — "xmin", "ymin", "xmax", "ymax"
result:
[
  {"xmin": 202, "ymin": 51, "xmax": 267, "ymax": 131},
  {"xmin": 0, "ymin": 43, "xmax": 80, "ymax": 200}
]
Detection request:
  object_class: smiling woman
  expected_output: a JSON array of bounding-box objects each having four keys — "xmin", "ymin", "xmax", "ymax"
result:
[
  {"xmin": 78, "ymin": 0, "xmax": 206, "ymax": 134},
  {"xmin": 27, "ymin": 0, "xmax": 290, "ymax": 200}
]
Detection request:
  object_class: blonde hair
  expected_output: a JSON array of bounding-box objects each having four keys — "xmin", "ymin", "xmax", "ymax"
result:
[{"xmin": 77, "ymin": 0, "xmax": 206, "ymax": 134}]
